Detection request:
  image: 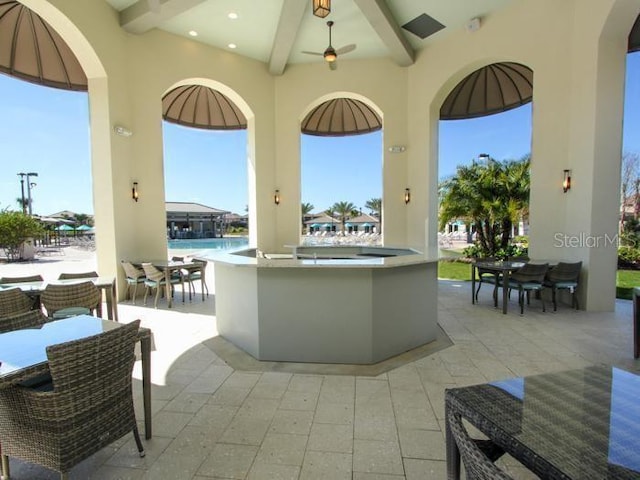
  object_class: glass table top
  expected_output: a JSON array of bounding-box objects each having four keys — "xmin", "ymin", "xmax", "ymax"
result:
[
  {"xmin": 447, "ymin": 365, "xmax": 640, "ymax": 479},
  {"xmin": 0, "ymin": 315, "xmax": 123, "ymax": 377}
]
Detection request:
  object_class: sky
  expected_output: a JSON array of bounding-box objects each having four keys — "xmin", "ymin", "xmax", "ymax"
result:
[{"xmin": 1, "ymin": 53, "xmax": 639, "ymax": 216}]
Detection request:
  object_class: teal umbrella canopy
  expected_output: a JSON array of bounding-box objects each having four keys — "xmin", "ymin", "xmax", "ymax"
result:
[
  {"xmin": 76, "ymin": 225, "xmax": 92, "ymax": 231},
  {"xmin": 310, "ymin": 223, "xmax": 320, "ymax": 228},
  {"xmin": 57, "ymin": 224, "xmax": 74, "ymax": 231},
  {"xmin": 362, "ymin": 223, "xmax": 371, "ymax": 227}
]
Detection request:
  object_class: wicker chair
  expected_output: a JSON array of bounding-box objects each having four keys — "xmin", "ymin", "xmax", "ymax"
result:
[
  {"xmin": 507, "ymin": 263, "xmax": 549, "ymax": 315},
  {"xmin": 57, "ymin": 271, "xmax": 98, "ymax": 280},
  {"xmin": 121, "ymin": 261, "xmax": 146, "ymax": 304},
  {"xmin": 0, "ymin": 310, "xmax": 48, "ymax": 334},
  {"xmin": 544, "ymin": 261, "xmax": 582, "ymax": 311},
  {"xmin": 141, "ymin": 263, "xmax": 184, "ymax": 308},
  {"xmin": 0, "ymin": 275, "xmax": 43, "ymax": 285},
  {"xmin": 0, "ymin": 288, "xmax": 35, "ymax": 319},
  {"xmin": 446, "ymin": 409, "xmax": 512, "ymax": 480},
  {"xmin": 0, "ymin": 320, "xmax": 145, "ymax": 480},
  {"xmin": 40, "ymin": 281, "xmax": 102, "ymax": 319}
]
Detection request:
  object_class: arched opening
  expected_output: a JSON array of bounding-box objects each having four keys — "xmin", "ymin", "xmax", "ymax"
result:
[
  {"xmin": 161, "ymin": 80, "xmax": 253, "ymax": 254},
  {"xmin": 0, "ymin": 1, "xmax": 106, "ymax": 259},
  {"xmin": 299, "ymin": 95, "xmax": 383, "ymax": 245},
  {"xmin": 437, "ymin": 62, "xmax": 533, "ymax": 263}
]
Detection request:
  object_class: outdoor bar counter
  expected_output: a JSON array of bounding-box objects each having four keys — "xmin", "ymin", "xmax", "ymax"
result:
[{"xmin": 207, "ymin": 246, "xmax": 439, "ymax": 364}]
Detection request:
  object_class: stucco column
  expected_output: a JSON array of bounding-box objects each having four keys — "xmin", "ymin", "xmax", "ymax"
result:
[{"xmin": 529, "ymin": 0, "xmax": 639, "ymax": 311}]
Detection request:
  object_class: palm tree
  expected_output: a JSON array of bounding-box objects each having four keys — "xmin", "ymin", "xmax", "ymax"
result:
[
  {"xmin": 331, "ymin": 201, "xmax": 357, "ymax": 233},
  {"xmin": 365, "ymin": 197, "xmax": 382, "ymax": 233},
  {"xmin": 439, "ymin": 156, "xmax": 530, "ymax": 256},
  {"xmin": 324, "ymin": 206, "xmax": 336, "ymax": 232},
  {"xmin": 301, "ymin": 202, "xmax": 314, "ymax": 233}
]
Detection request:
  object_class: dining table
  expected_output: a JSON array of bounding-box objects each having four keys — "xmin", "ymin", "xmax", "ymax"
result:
[
  {"xmin": 445, "ymin": 365, "xmax": 640, "ymax": 479},
  {"xmin": 471, "ymin": 260, "xmax": 526, "ymax": 314},
  {"xmin": 132, "ymin": 260, "xmax": 204, "ymax": 308},
  {"xmin": 0, "ymin": 315, "xmax": 153, "ymax": 439},
  {"xmin": 0, "ymin": 276, "xmax": 119, "ymax": 321}
]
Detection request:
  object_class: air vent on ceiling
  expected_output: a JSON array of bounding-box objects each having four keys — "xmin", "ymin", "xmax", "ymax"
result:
[{"xmin": 402, "ymin": 13, "xmax": 445, "ymax": 40}]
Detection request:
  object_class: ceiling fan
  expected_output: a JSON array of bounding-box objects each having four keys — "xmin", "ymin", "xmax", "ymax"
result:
[{"xmin": 302, "ymin": 21, "xmax": 356, "ymax": 70}]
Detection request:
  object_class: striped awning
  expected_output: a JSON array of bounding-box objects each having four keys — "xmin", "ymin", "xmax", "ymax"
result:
[{"xmin": 301, "ymin": 98, "xmax": 381, "ymax": 137}]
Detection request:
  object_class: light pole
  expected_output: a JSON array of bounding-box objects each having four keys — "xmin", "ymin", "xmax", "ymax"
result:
[
  {"xmin": 28, "ymin": 181, "xmax": 37, "ymax": 215},
  {"xmin": 17, "ymin": 173, "xmax": 26, "ymax": 214}
]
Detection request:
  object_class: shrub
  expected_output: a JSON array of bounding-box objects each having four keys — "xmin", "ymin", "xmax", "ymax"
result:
[
  {"xmin": 0, "ymin": 210, "xmax": 44, "ymax": 262},
  {"xmin": 618, "ymin": 246, "xmax": 640, "ymax": 269}
]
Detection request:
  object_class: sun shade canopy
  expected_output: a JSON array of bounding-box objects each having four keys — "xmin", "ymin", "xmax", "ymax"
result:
[
  {"xmin": 440, "ymin": 62, "xmax": 533, "ymax": 120},
  {"xmin": 162, "ymin": 85, "xmax": 247, "ymax": 130},
  {"xmin": 301, "ymin": 98, "xmax": 382, "ymax": 137},
  {"xmin": 0, "ymin": 1, "xmax": 87, "ymax": 91}
]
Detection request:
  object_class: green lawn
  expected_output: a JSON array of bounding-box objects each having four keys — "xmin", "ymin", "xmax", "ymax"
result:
[{"xmin": 438, "ymin": 260, "xmax": 640, "ymax": 300}]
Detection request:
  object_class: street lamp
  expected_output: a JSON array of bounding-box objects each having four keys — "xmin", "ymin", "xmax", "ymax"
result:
[
  {"xmin": 18, "ymin": 172, "xmax": 38, "ymax": 215},
  {"xmin": 26, "ymin": 172, "xmax": 38, "ymax": 215}
]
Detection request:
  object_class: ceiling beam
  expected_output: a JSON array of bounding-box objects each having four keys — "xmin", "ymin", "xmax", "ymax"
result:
[
  {"xmin": 120, "ymin": 0, "xmax": 207, "ymax": 34},
  {"xmin": 353, "ymin": 0, "xmax": 414, "ymax": 67},
  {"xmin": 268, "ymin": 0, "xmax": 307, "ymax": 76}
]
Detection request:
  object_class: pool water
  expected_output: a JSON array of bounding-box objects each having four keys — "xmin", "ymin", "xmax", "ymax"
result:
[{"xmin": 168, "ymin": 237, "xmax": 248, "ymax": 252}]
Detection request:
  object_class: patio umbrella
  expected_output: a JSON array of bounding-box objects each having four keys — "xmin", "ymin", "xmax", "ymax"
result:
[
  {"xmin": 310, "ymin": 223, "xmax": 320, "ymax": 228},
  {"xmin": 76, "ymin": 225, "xmax": 92, "ymax": 231},
  {"xmin": 362, "ymin": 223, "xmax": 371, "ymax": 227},
  {"xmin": 57, "ymin": 224, "xmax": 75, "ymax": 232}
]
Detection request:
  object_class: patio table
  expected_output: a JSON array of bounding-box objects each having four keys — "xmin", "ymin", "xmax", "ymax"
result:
[
  {"xmin": 471, "ymin": 260, "xmax": 525, "ymax": 314},
  {"xmin": 132, "ymin": 260, "xmax": 204, "ymax": 308},
  {"xmin": 445, "ymin": 365, "xmax": 640, "ymax": 479},
  {"xmin": 0, "ymin": 315, "xmax": 153, "ymax": 439},
  {"xmin": 0, "ymin": 276, "xmax": 118, "ymax": 321}
]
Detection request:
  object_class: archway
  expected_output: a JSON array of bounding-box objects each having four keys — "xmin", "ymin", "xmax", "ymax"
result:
[
  {"xmin": 299, "ymin": 93, "xmax": 383, "ymax": 245},
  {"xmin": 161, "ymin": 79, "xmax": 256, "ymax": 248}
]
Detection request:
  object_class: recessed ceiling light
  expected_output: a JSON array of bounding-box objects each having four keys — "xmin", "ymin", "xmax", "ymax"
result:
[
  {"xmin": 228, "ymin": 12, "xmax": 238, "ymax": 19},
  {"xmin": 188, "ymin": 30, "xmax": 198, "ymax": 37},
  {"xmin": 228, "ymin": 43, "xmax": 237, "ymax": 49}
]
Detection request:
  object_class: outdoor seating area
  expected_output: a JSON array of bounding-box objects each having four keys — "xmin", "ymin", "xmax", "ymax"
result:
[
  {"xmin": 471, "ymin": 258, "xmax": 582, "ymax": 316},
  {"xmin": 0, "ymin": 248, "xmax": 638, "ymax": 479}
]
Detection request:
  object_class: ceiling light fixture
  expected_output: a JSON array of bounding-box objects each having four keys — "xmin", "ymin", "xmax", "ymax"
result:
[
  {"xmin": 228, "ymin": 12, "xmax": 238, "ymax": 20},
  {"xmin": 312, "ymin": 0, "xmax": 330, "ymax": 18},
  {"xmin": 228, "ymin": 43, "xmax": 237, "ymax": 49},
  {"xmin": 188, "ymin": 30, "xmax": 198, "ymax": 37}
]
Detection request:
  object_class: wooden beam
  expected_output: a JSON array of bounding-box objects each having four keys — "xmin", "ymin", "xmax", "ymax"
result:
[
  {"xmin": 120, "ymin": 0, "xmax": 207, "ymax": 34},
  {"xmin": 268, "ymin": 0, "xmax": 307, "ymax": 76},
  {"xmin": 353, "ymin": 0, "xmax": 414, "ymax": 67}
]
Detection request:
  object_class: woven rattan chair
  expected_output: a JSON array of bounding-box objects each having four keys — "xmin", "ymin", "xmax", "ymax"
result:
[
  {"xmin": 446, "ymin": 409, "xmax": 512, "ymax": 480},
  {"xmin": 0, "ymin": 275, "xmax": 43, "ymax": 285},
  {"xmin": 40, "ymin": 281, "xmax": 102, "ymax": 319},
  {"xmin": 0, "ymin": 320, "xmax": 144, "ymax": 480},
  {"xmin": 0, "ymin": 288, "xmax": 35, "ymax": 319},
  {"xmin": 544, "ymin": 261, "xmax": 582, "ymax": 311},
  {"xmin": 0, "ymin": 310, "xmax": 48, "ymax": 334},
  {"xmin": 507, "ymin": 263, "xmax": 549, "ymax": 315},
  {"xmin": 121, "ymin": 261, "xmax": 146, "ymax": 304},
  {"xmin": 141, "ymin": 263, "xmax": 184, "ymax": 308},
  {"xmin": 57, "ymin": 271, "xmax": 98, "ymax": 280}
]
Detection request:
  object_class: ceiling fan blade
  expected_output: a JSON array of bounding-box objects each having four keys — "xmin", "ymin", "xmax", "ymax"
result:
[
  {"xmin": 336, "ymin": 44, "xmax": 356, "ymax": 55},
  {"xmin": 329, "ymin": 61, "xmax": 338, "ymax": 71},
  {"xmin": 301, "ymin": 51, "xmax": 324, "ymax": 56}
]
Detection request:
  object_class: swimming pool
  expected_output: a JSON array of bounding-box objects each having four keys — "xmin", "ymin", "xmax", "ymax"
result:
[{"xmin": 168, "ymin": 237, "xmax": 249, "ymax": 252}]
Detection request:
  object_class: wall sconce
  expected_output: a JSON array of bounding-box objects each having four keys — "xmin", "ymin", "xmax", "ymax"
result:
[
  {"xmin": 132, "ymin": 182, "xmax": 139, "ymax": 202},
  {"xmin": 563, "ymin": 169, "xmax": 571, "ymax": 193},
  {"xmin": 404, "ymin": 188, "xmax": 411, "ymax": 204},
  {"xmin": 312, "ymin": 0, "xmax": 330, "ymax": 18},
  {"xmin": 274, "ymin": 189, "xmax": 280, "ymax": 205}
]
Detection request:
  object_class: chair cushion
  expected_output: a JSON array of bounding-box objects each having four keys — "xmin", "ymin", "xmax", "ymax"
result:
[{"xmin": 52, "ymin": 306, "xmax": 91, "ymax": 319}]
